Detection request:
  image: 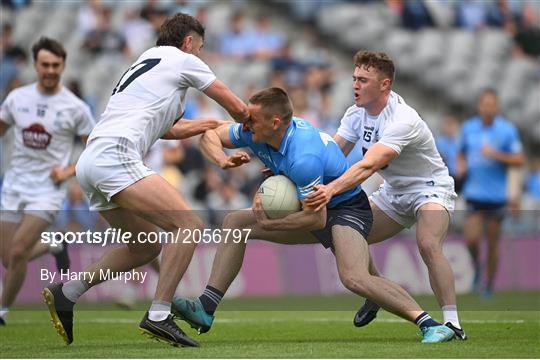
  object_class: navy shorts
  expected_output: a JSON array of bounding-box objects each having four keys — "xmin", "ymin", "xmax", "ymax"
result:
[
  {"xmin": 311, "ymin": 190, "xmax": 373, "ymax": 249},
  {"xmin": 466, "ymin": 199, "xmax": 506, "ymax": 221}
]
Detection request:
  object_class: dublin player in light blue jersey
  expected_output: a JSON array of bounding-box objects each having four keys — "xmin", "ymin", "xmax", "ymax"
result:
[
  {"xmin": 172, "ymin": 87, "xmax": 454, "ymax": 343},
  {"xmin": 458, "ymin": 88, "xmax": 524, "ymax": 297}
]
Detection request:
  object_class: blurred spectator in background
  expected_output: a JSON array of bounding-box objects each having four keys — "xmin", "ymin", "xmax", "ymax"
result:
[
  {"xmin": 455, "ymin": 0, "xmax": 515, "ymax": 31},
  {"xmin": 400, "ymin": 0, "xmax": 435, "ymax": 31},
  {"xmin": 457, "ymin": 88, "xmax": 525, "ymax": 298},
  {"xmin": 207, "ymin": 180, "xmax": 249, "ymax": 225},
  {"xmin": 252, "ymin": 14, "xmax": 285, "ymax": 60},
  {"xmin": 121, "ymin": 8, "xmax": 155, "ymax": 56},
  {"xmin": 66, "ymin": 78, "xmax": 97, "ymax": 117},
  {"xmin": 513, "ymin": 4, "xmax": 540, "ymax": 57},
  {"xmin": 271, "ymin": 42, "xmax": 306, "ymax": 88},
  {"xmin": 219, "ymin": 11, "xmax": 255, "ymax": 60},
  {"xmin": 436, "ymin": 114, "xmax": 462, "ymax": 192},
  {"xmin": 525, "ymin": 157, "xmax": 540, "ymax": 205},
  {"xmin": 1, "ymin": 0, "xmax": 30, "ymax": 10},
  {"xmin": 140, "ymin": 0, "xmax": 169, "ymax": 34},
  {"xmin": 289, "ymin": 86, "xmax": 320, "ymax": 127},
  {"xmin": 1, "ymin": 23, "xmax": 27, "ymax": 100},
  {"xmin": 76, "ymin": 0, "xmax": 103, "ymax": 37},
  {"xmin": 82, "ymin": 7, "xmax": 131, "ymax": 60}
]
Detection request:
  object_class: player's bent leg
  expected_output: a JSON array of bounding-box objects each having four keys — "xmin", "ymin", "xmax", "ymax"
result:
[
  {"xmin": 355, "ymin": 201, "xmax": 405, "ymax": 327},
  {"xmin": 110, "ymin": 174, "xmax": 201, "ymax": 346},
  {"xmin": 0, "ymin": 220, "xmax": 19, "ymax": 325},
  {"xmin": 84, "ymin": 208, "xmax": 163, "ymax": 287},
  {"xmin": 2, "ymin": 215, "xmax": 50, "ymax": 308},
  {"xmin": 463, "ymin": 211, "xmax": 483, "ymax": 291},
  {"xmin": 332, "ymin": 225, "xmax": 453, "ymax": 343},
  {"xmin": 416, "ymin": 203, "xmax": 454, "ymax": 307},
  {"xmin": 332, "ymin": 225, "xmax": 422, "ymax": 322},
  {"xmin": 173, "ymin": 209, "xmax": 319, "ymax": 333},
  {"xmin": 485, "ymin": 216, "xmax": 502, "ymax": 298},
  {"xmin": 416, "ymin": 202, "xmax": 466, "ymax": 340},
  {"xmin": 366, "ymin": 200, "xmax": 405, "ymax": 246},
  {"xmin": 0, "ymin": 220, "xmax": 18, "ymax": 270},
  {"xmin": 111, "ymin": 174, "xmax": 200, "ymax": 302}
]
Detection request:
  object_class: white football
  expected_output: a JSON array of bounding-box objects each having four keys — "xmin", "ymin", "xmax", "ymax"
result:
[{"xmin": 258, "ymin": 175, "xmax": 301, "ymax": 219}]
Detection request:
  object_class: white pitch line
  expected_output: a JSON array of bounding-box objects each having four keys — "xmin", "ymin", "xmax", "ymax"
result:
[{"xmin": 7, "ymin": 318, "xmax": 528, "ymax": 324}]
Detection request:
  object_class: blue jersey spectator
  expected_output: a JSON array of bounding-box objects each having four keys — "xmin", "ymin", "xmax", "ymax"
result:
[
  {"xmin": 458, "ymin": 89, "xmax": 524, "ymax": 298},
  {"xmin": 459, "ymin": 115, "xmax": 523, "ymax": 204}
]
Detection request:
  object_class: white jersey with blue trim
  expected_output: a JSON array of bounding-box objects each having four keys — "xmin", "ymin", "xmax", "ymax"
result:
[
  {"xmin": 337, "ymin": 91, "xmax": 454, "ymax": 193},
  {"xmin": 88, "ymin": 46, "xmax": 216, "ymax": 157},
  {"xmin": 229, "ymin": 117, "xmax": 361, "ymax": 208}
]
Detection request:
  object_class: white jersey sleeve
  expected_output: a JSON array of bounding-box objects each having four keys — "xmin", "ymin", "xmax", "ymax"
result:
[
  {"xmin": 336, "ymin": 105, "xmax": 361, "ymax": 143},
  {"xmin": 74, "ymin": 103, "xmax": 95, "ymax": 136},
  {"xmin": 179, "ymin": 55, "xmax": 216, "ymax": 91},
  {"xmin": 0, "ymin": 92, "xmax": 15, "ymax": 125},
  {"xmin": 378, "ymin": 117, "xmax": 421, "ymax": 155}
]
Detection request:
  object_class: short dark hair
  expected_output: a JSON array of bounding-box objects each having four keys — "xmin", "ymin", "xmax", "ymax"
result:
[
  {"xmin": 249, "ymin": 87, "xmax": 293, "ymax": 124},
  {"xmin": 480, "ymin": 87, "xmax": 498, "ymax": 98},
  {"xmin": 354, "ymin": 50, "xmax": 395, "ymax": 82},
  {"xmin": 32, "ymin": 37, "xmax": 66, "ymax": 62},
  {"xmin": 156, "ymin": 12, "xmax": 205, "ymax": 48}
]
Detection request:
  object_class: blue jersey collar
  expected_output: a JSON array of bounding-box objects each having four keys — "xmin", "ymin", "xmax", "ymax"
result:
[{"xmin": 278, "ymin": 120, "xmax": 296, "ymax": 155}]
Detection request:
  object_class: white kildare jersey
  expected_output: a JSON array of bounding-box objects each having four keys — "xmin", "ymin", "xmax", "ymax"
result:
[
  {"xmin": 89, "ymin": 46, "xmax": 216, "ymax": 157},
  {"xmin": 0, "ymin": 83, "xmax": 95, "ymax": 193},
  {"xmin": 337, "ymin": 91, "xmax": 453, "ymax": 192}
]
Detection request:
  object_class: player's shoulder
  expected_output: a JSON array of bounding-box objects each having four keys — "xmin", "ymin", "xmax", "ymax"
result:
[
  {"xmin": 342, "ymin": 104, "xmax": 364, "ymax": 121},
  {"xmin": 59, "ymin": 87, "xmax": 92, "ymax": 112},
  {"xmin": 495, "ymin": 116, "xmax": 517, "ymax": 131},
  {"xmin": 5, "ymin": 83, "xmax": 36, "ymax": 99},
  {"xmin": 389, "ymin": 92, "xmax": 422, "ymax": 124},
  {"xmin": 462, "ymin": 116, "xmax": 480, "ymax": 130}
]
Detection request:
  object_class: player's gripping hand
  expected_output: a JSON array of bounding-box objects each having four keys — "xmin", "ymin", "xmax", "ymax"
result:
[
  {"xmin": 305, "ymin": 184, "xmax": 335, "ymax": 212},
  {"xmin": 252, "ymin": 194, "xmax": 271, "ymax": 230},
  {"xmin": 260, "ymin": 168, "xmax": 274, "ymax": 178},
  {"xmin": 219, "ymin": 151, "xmax": 251, "ymax": 169}
]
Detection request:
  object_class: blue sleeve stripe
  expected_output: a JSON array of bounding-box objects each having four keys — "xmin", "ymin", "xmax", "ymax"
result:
[{"xmin": 298, "ymin": 176, "xmax": 321, "ymax": 191}]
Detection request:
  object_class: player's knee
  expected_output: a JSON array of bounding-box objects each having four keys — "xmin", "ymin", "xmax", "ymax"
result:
[
  {"xmin": 222, "ymin": 212, "xmax": 241, "ymax": 230},
  {"xmin": 339, "ymin": 273, "xmax": 369, "ymax": 295},
  {"xmin": 418, "ymin": 239, "xmax": 442, "ymax": 261},
  {"xmin": 9, "ymin": 246, "xmax": 30, "ymax": 265}
]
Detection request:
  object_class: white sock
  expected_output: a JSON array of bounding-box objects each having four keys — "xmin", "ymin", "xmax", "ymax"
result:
[
  {"xmin": 62, "ymin": 280, "xmax": 90, "ymax": 303},
  {"xmin": 148, "ymin": 300, "xmax": 170, "ymax": 321},
  {"xmin": 442, "ymin": 305, "xmax": 461, "ymax": 328},
  {"xmin": 0, "ymin": 307, "xmax": 8, "ymax": 319}
]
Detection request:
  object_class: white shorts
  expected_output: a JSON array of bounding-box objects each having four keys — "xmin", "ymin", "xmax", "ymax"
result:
[
  {"xmin": 0, "ymin": 186, "xmax": 64, "ymax": 223},
  {"xmin": 76, "ymin": 137, "xmax": 155, "ymax": 211},
  {"xmin": 370, "ymin": 185, "xmax": 457, "ymax": 228}
]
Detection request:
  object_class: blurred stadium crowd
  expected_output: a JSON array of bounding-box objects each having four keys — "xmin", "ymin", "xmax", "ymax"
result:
[{"xmin": 1, "ymin": 0, "xmax": 539, "ymax": 234}]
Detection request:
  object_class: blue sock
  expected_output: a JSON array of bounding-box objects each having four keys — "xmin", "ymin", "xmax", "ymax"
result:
[
  {"xmin": 198, "ymin": 285, "xmax": 224, "ymax": 315},
  {"xmin": 415, "ymin": 312, "xmax": 441, "ymax": 329}
]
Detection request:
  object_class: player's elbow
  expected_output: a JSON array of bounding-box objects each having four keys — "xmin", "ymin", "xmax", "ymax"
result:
[{"xmin": 513, "ymin": 153, "xmax": 525, "ymax": 166}]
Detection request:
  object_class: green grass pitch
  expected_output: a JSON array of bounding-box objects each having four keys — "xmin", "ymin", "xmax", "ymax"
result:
[{"xmin": 1, "ymin": 292, "xmax": 539, "ymax": 358}]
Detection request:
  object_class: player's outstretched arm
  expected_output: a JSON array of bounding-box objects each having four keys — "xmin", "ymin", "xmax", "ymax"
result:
[
  {"xmin": 161, "ymin": 118, "xmax": 229, "ymax": 140},
  {"xmin": 306, "ymin": 143, "xmax": 398, "ymax": 211},
  {"xmin": 253, "ymin": 195, "xmax": 326, "ymax": 232},
  {"xmin": 204, "ymin": 79, "xmax": 250, "ymax": 124},
  {"xmin": 200, "ymin": 124, "xmax": 250, "ymax": 169}
]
